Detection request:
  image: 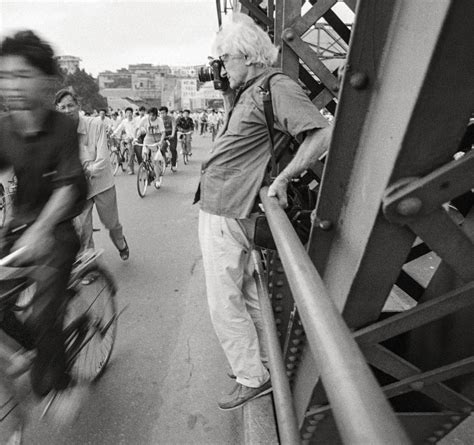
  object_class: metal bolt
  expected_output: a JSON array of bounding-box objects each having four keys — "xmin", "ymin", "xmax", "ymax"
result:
[
  {"xmin": 292, "ymin": 339, "xmax": 301, "ymax": 345},
  {"xmin": 276, "ymin": 280, "xmax": 284, "ymax": 287},
  {"xmin": 410, "ymin": 381, "xmax": 424, "ymax": 391},
  {"xmin": 349, "ymin": 72, "xmax": 369, "ymax": 90},
  {"xmin": 290, "ymin": 347, "xmax": 298, "ymax": 353},
  {"xmin": 397, "ymin": 197, "xmax": 423, "ymax": 216},
  {"xmin": 275, "ymin": 293, "xmax": 283, "ymax": 300},
  {"xmin": 286, "ymin": 363, "xmax": 295, "ymax": 369},
  {"xmin": 295, "ymin": 329, "xmax": 303, "ymax": 336},
  {"xmin": 274, "ymin": 306, "xmax": 283, "ymax": 313},
  {"xmin": 317, "ymin": 219, "xmax": 333, "ymax": 231},
  {"xmin": 275, "ymin": 318, "xmax": 281, "ymax": 325},
  {"xmin": 283, "ymin": 28, "xmax": 295, "ymax": 42},
  {"xmin": 288, "ymin": 355, "xmax": 297, "ymax": 362}
]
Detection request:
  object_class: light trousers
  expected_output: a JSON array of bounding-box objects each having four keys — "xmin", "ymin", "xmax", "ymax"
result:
[
  {"xmin": 198, "ymin": 210, "xmax": 269, "ymax": 388},
  {"xmin": 77, "ymin": 186, "xmax": 125, "ymax": 251}
]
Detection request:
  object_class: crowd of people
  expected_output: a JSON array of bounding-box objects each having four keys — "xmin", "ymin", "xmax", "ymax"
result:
[{"xmin": 0, "ymin": 12, "xmax": 334, "ymax": 443}]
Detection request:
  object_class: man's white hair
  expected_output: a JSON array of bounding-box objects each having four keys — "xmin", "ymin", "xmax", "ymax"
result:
[{"xmin": 214, "ymin": 13, "xmax": 279, "ymax": 67}]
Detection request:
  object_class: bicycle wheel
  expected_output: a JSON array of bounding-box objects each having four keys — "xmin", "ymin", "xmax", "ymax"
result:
[
  {"xmin": 64, "ymin": 266, "xmax": 117, "ymax": 382},
  {"xmin": 110, "ymin": 151, "xmax": 120, "ymax": 176},
  {"xmin": 137, "ymin": 163, "xmax": 148, "ymax": 198},
  {"xmin": 121, "ymin": 148, "xmax": 130, "ymax": 172},
  {"xmin": 0, "ymin": 184, "xmax": 6, "ymax": 228}
]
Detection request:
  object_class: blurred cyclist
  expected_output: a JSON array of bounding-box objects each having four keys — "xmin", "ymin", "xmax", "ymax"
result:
[
  {"xmin": 0, "ymin": 30, "xmax": 88, "ymax": 431},
  {"xmin": 176, "ymin": 109, "xmax": 194, "ymax": 156}
]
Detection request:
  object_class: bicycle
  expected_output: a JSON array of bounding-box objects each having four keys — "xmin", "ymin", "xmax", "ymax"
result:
[
  {"xmin": 178, "ymin": 131, "xmax": 193, "ymax": 165},
  {"xmin": 135, "ymin": 141, "xmax": 169, "ymax": 197},
  {"xmin": 109, "ymin": 137, "xmax": 130, "ymax": 176},
  {"xmin": 0, "ymin": 174, "xmax": 16, "ymax": 229},
  {"xmin": 0, "ymin": 247, "xmax": 118, "ymax": 441}
]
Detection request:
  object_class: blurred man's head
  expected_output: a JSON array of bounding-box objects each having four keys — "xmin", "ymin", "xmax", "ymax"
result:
[
  {"xmin": 183, "ymin": 109, "xmax": 190, "ymax": 117},
  {"xmin": 99, "ymin": 108, "xmax": 107, "ymax": 120},
  {"xmin": 139, "ymin": 105, "xmax": 146, "ymax": 116},
  {"xmin": 148, "ymin": 107, "xmax": 158, "ymax": 119},
  {"xmin": 0, "ymin": 30, "xmax": 59, "ymax": 111},
  {"xmin": 159, "ymin": 106, "xmax": 168, "ymax": 117},
  {"xmin": 54, "ymin": 88, "xmax": 80, "ymax": 124}
]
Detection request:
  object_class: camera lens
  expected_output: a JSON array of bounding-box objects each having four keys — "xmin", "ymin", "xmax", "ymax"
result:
[{"xmin": 198, "ymin": 66, "xmax": 214, "ymax": 83}]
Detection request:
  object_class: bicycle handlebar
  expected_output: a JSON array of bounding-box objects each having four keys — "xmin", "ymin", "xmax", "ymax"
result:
[{"xmin": 0, "ymin": 247, "xmax": 28, "ymax": 267}]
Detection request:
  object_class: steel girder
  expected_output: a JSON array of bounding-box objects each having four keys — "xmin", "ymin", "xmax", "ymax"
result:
[{"xmin": 218, "ymin": 0, "xmax": 474, "ymax": 443}]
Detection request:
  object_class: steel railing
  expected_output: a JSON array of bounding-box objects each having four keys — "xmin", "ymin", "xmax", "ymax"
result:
[{"xmin": 258, "ymin": 187, "xmax": 411, "ymax": 445}]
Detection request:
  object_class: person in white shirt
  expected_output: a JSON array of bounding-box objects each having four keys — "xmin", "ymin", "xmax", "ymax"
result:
[
  {"xmin": 136, "ymin": 107, "xmax": 166, "ymax": 188},
  {"xmin": 111, "ymin": 107, "xmax": 137, "ymax": 174}
]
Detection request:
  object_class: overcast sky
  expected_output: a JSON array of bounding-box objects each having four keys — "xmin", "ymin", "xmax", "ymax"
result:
[
  {"xmin": 0, "ymin": 1, "xmax": 353, "ymax": 77},
  {"xmin": 1, "ymin": 0, "xmax": 221, "ymax": 76}
]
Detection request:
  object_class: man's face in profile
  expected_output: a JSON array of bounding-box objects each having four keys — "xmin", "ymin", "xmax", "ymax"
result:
[{"xmin": 0, "ymin": 55, "xmax": 49, "ymax": 111}]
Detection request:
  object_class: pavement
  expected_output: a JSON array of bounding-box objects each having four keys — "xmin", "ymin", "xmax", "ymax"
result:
[{"xmin": 1, "ymin": 134, "xmax": 243, "ymax": 444}]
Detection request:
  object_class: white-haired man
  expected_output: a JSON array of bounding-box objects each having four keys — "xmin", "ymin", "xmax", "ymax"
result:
[{"xmin": 197, "ymin": 13, "xmax": 332, "ymax": 410}]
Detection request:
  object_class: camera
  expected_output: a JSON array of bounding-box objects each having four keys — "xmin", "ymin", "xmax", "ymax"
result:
[{"xmin": 197, "ymin": 59, "xmax": 229, "ymax": 91}]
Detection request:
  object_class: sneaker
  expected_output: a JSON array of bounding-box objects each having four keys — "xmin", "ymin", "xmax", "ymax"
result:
[
  {"xmin": 43, "ymin": 385, "xmax": 88, "ymax": 426},
  {"xmin": 218, "ymin": 379, "xmax": 272, "ymax": 411},
  {"xmin": 154, "ymin": 177, "xmax": 162, "ymax": 189},
  {"xmin": 171, "ymin": 166, "xmax": 177, "ymax": 172},
  {"xmin": 127, "ymin": 170, "xmax": 134, "ymax": 175},
  {"xmin": 81, "ymin": 271, "xmax": 100, "ymax": 285},
  {"xmin": 119, "ymin": 237, "xmax": 129, "ymax": 261}
]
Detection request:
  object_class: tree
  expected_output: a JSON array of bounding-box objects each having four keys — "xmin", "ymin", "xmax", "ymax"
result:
[{"xmin": 59, "ymin": 69, "xmax": 107, "ymax": 113}]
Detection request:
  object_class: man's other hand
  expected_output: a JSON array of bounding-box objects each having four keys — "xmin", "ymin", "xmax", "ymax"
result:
[{"xmin": 268, "ymin": 176, "xmax": 290, "ymax": 209}]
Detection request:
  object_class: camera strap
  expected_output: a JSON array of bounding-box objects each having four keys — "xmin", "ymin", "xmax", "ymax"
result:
[{"xmin": 259, "ymin": 71, "xmax": 285, "ymax": 178}]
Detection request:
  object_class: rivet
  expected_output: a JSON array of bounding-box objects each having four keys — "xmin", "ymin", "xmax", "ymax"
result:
[
  {"xmin": 288, "ymin": 356, "xmax": 297, "ymax": 362},
  {"xmin": 313, "ymin": 414, "xmax": 324, "ymax": 421},
  {"xmin": 442, "ymin": 423, "xmax": 453, "ymax": 430},
  {"xmin": 451, "ymin": 415, "xmax": 461, "ymax": 422},
  {"xmin": 292, "ymin": 339, "xmax": 301, "ymax": 345},
  {"xmin": 434, "ymin": 430, "xmax": 444, "ymax": 437},
  {"xmin": 275, "ymin": 318, "xmax": 281, "ymax": 325},
  {"xmin": 318, "ymin": 220, "xmax": 333, "ymax": 231},
  {"xmin": 276, "ymin": 280, "xmax": 284, "ymax": 287},
  {"xmin": 295, "ymin": 329, "xmax": 303, "ymax": 336},
  {"xmin": 349, "ymin": 72, "xmax": 369, "ymax": 90},
  {"xmin": 283, "ymin": 28, "xmax": 295, "ymax": 42},
  {"xmin": 277, "ymin": 267, "xmax": 284, "ymax": 273},
  {"xmin": 289, "ymin": 347, "xmax": 298, "ymax": 353},
  {"xmin": 306, "ymin": 425, "xmax": 317, "ymax": 432},
  {"xmin": 302, "ymin": 432, "xmax": 312, "ymax": 439},
  {"xmin": 275, "ymin": 293, "xmax": 283, "ymax": 300},
  {"xmin": 397, "ymin": 197, "xmax": 423, "ymax": 216},
  {"xmin": 274, "ymin": 306, "xmax": 283, "ymax": 313},
  {"xmin": 286, "ymin": 363, "xmax": 295, "ymax": 369}
]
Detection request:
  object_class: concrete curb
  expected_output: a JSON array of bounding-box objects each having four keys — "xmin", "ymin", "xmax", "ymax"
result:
[{"xmin": 243, "ymin": 394, "xmax": 279, "ymax": 445}]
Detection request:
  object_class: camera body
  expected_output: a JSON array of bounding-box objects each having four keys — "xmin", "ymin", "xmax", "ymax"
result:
[{"xmin": 198, "ymin": 59, "xmax": 229, "ymax": 91}]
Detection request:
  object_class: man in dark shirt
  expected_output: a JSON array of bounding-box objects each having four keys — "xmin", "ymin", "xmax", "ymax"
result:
[
  {"xmin": 0, "ymin": 31, "xmax": 87, "ymax": 426},
  {"xmin": 159, "ymin": 106, "xmax": 178, "ymax": 172}
]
